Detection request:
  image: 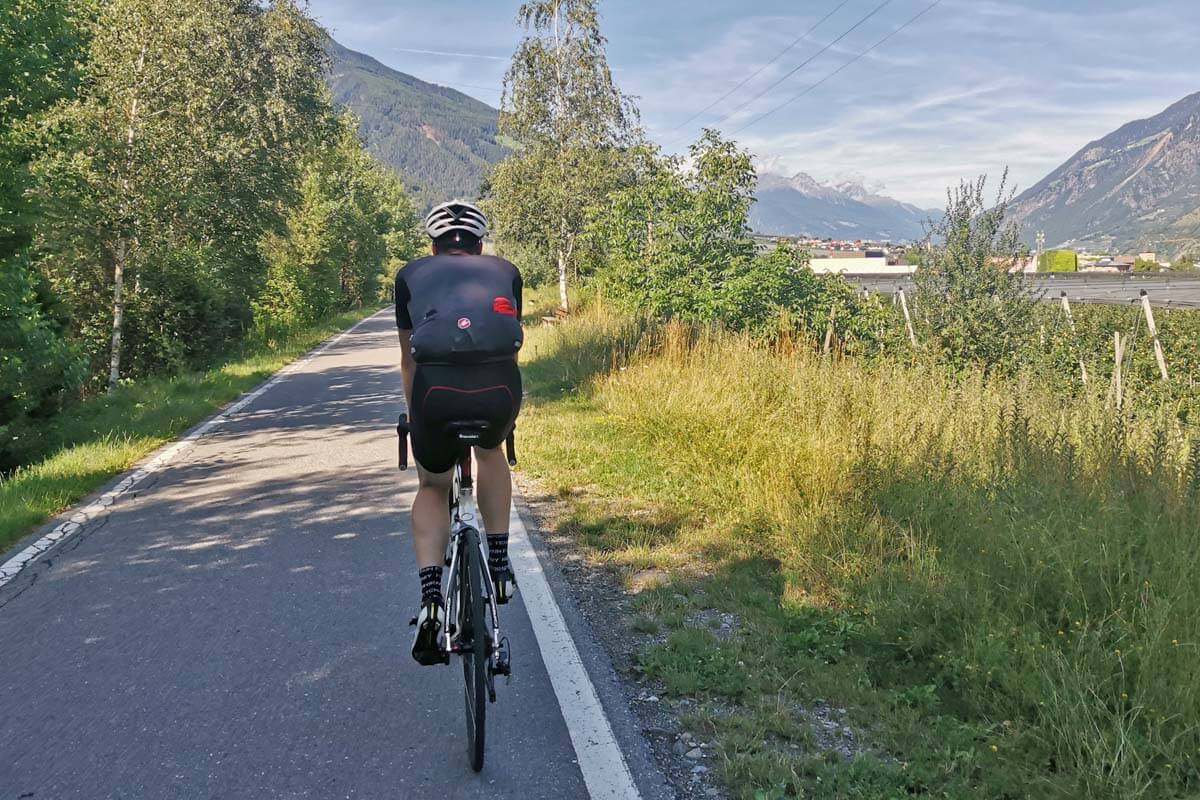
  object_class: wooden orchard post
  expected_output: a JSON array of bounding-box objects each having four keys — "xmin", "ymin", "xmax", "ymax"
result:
[
  {"xmin": 1060, "ymin": 292, "xmax": 1088, "ymax": 386},
  {"xmin": 897, "ymin": 287, "xmax": 917, "ymax": 348},
  {"xmin": 1112, "ymin": 332, "xmax": 1125, "ymax": 410},
  {"xmin": 1139, "ymin": 290, "xmax": 1169, "ymax": 382},
  {"xmin": 823, "ymin": 304, "xmax": 837, "ymax": 355}
]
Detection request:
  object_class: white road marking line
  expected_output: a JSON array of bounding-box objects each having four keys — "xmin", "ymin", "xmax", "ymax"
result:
[
  {"xmin": 508, "ymin": 498, "xmax": 642, "ymax": 800},
  {"xmin": 0, "ymin": 309, "xmax": 391, "ymax": 590}
]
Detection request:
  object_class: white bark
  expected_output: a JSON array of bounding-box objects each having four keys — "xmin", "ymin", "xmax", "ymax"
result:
[
  {"xmin": 108, "ymin": 240, "xmax": 127, "ymax": 391},
  {"xmin": 557, "ymin": 247, "xmax": 570, "ymax": 313},
  {"xmin": 108, "ymin": 47, "xmax": 145, "ymax": 394}
]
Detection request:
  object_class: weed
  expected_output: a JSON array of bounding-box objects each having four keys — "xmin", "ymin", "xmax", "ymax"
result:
[{"xmin": 518, "ymin": 307, "xmax": 1200, "ymax": 798}]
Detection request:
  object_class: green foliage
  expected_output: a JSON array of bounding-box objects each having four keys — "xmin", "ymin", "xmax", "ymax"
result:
[
  {"xmin": 256, "ymin": 114, "xmax": 419, "ymax": 329},
  {"xmin": 1173, "ymin": 255, "xmax": 1195, "ymax": 271},
  {"xmin": 25, "ymin": 0, "xmax": 335, "ymax": 387},
  {"xmin": 590, "ymin": 133, "xmax": 755, "ymax": 323},
  {"xmin": 0, "ymin": 0, "xmax": 91, "ymax": 466},
  {"xmin": 590, "ymin": 131, "xmax": 896, "ymax": 352},
  {"xmin": 913, "ymin": 173, "xmax": 1036, "ymax": 371},
  {"xmin": 1133, "ymin": 257, "xmax": 1160, "ymax": 272},
  {"xmin": 0, "ymin": 0, "xmax": 92, "ymax": 258},
  {"xmin": 520, "ymin": 311, "xmax": 1200, "ymax": 798},
  {"xmin": 1038, "ymin": 249, "xmax": 1077, "ymax": 272},
  {"xmin": 0, "ymin": 0, "xmax": 417, "ymax": 473},
  {"xmin": 1025, "ymin": 301, "xmax": 1200, "ymax": 423},
  {"xmin": 489, "ymin": 0, "xmax": 639, "ymax": 309},
  {"xmin": 0, "ymin": 257, "xmax": 85, "ymax": 470}
]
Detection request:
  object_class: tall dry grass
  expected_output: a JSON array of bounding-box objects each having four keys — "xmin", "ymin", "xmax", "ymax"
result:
[{"xmin": 523, "ymin": 308, "xmax": 1200, "ymax": 797}]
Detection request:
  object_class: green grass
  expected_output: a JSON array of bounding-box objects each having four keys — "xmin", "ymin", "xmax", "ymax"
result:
[
  {"xmin": 0, "ymin": 306, "xmax": 381, "ymax": 553},
  {"xmin": 517, "ymin": 306, "xmax": 1200, "ymax": 799}
]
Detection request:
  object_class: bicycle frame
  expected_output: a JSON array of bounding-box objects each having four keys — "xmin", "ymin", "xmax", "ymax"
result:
[
  {"xmin": 443, "ymin": 478, "xmax": 503, "ymax": 660},
  {"xmin": 395, "ymin": 412, "xmax": 513, "ymax": 684}
]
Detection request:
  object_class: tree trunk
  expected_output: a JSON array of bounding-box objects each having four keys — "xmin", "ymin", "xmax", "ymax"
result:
[
  {"xmin": 557, "ymin": 247, "xmax": 570, "ymax": 313},
  {"xmin": 552, "ymin": 1, "xmax": 571, "ymax": 317},
  {"xmin": 109, "ymin": 47, "xmax": 146, "ymax": 394},
  {"xmin": 108, "ymin": 240, "xmax": 127, "ymax": 393}
]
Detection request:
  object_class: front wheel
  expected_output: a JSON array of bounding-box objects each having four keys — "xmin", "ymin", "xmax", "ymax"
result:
[{"xmin": 460, "ymin": 527, "xmax": 489, "ymax": 772}]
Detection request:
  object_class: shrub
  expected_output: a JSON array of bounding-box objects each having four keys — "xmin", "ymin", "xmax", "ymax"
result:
[
  {"xmin": 1038, "ymin": 249, "xmax": 1078, "ymax": 272},
  {"xmin": 913, "ymin": 173, "xmax": 1036, "ymax": 372},
  {"xmin": 0, "ymin": 257, "xmax": 84, "ymax": 470},
  {"xmin": 590, "ymin": 132, "xmax": 896, "ymax": 353}
]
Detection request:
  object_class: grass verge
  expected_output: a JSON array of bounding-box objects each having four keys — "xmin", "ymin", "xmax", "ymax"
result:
[
  {"xmin": 0, "ymin": 306, "xmax": 382, "ymax": 554},
  {"xmin": 518, "ymin": 306, "xmax": 1200, "ymax": 799}
]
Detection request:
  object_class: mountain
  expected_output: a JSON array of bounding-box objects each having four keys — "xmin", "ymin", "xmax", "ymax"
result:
[
  {"xmin": 751, "ymin": 173, "xmax": 937, "ymax": 241},
  {"xmin": 325, "ymin": 38, "xmax": 508, "ymax": 209},
  {"xmin": 1010, "ymin": 91, "xmax": 1200, "ymax": 258}
]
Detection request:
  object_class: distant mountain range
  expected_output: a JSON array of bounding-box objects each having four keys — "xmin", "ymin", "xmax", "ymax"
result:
[
  {"xmin": 751, "ymin": 173, "xmax": 938, "ymax": 242},
  {"xmin": 325, "ymin": 38, "xmax": 507, "ymax": 210},
  {"xmin": 1010, "ymin": 91, "xmax": 1200, "ymax": 258}
]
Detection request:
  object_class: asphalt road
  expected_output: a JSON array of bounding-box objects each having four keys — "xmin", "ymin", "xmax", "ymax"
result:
[
  {"xmin": 0, "ymin": 312, "xmax": 626, "ymax": 799},
  {"xmin": 849, "ymin": 273, "xmax": 1200, "ymax": 308}
]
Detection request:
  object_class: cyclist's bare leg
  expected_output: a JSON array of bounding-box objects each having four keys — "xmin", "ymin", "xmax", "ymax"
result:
[
  {"xmin": 412, "ymin": 464, "xmax": 453, "ymax": 569},
  {"xmin": 473, "ymin": 445, "xmax": 511, "ymax": 535}
]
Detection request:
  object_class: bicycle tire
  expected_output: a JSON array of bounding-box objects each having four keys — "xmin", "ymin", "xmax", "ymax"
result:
[{"xmin": 459, "ymin": 526, "xmax": 488, "ymax": 772}]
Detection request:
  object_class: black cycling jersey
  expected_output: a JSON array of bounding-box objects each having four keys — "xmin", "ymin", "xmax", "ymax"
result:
[{"xmin": 395, "ymin": 254, "xmax": 523, "ymax": 365}]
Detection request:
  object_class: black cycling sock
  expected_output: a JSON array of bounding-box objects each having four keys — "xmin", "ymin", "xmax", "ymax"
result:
[
  {"xmin": 419, "ymin": 565, "xmax": 444, "ymax": 606},
  {"xmin": 487, "ymin": 533, "xmax": 510, "ymax": 572}
]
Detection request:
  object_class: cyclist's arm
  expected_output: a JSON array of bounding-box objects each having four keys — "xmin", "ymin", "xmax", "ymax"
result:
[
  {"xmin": 395, "ymin": 270, "xmax": 416, "ymax": 412},
  {"xmin": 398, "ymin": 328, "xmax": 415, "ymax": 413}
]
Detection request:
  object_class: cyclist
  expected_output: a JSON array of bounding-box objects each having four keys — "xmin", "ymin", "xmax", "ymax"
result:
[{"xmin": 395, "ymin": 200, "xmax": 523, "ymax": 666}]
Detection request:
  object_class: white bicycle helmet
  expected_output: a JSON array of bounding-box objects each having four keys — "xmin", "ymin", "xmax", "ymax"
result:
[{"xmin": 424, "ymin": 200, "xmax": 489, "ymax": 240}]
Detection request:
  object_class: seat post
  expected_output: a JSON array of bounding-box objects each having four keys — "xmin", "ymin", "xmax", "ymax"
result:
[{"xmin": 460, "ymin": 445, "xmax": 474, "ymax": 489}]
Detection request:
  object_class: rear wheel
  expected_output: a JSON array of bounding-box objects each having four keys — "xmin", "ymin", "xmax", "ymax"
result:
[{"xmin": 460, "ymin": 527, "xmax": 488, "ymax": 772}]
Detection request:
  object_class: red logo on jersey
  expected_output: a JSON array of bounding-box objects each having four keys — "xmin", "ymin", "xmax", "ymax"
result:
[
  {"xmin": 457, "ymin": 317, "xmax": 471, "ymax": 330},
  {"xmin": 492, "ymin": 297, "xmax": 517, "ymax": 317}
]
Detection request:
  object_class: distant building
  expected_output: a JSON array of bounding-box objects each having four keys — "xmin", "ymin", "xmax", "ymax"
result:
[{"xmin": 808, "ymin": 253, "xmax": 911, "ymax": 275}]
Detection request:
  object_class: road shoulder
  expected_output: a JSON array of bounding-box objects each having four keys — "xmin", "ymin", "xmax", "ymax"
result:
[{"xmin": 515, "ymin": 474, "xmax": 716, "ymax": 800}]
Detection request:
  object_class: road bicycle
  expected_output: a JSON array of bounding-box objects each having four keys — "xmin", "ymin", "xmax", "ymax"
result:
[{"xmin": 397, "ymin": 413, "xmax": 515, "ymax": 771}]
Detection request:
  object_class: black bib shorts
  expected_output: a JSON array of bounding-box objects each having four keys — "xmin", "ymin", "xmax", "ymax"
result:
[{"xmin": 409, "ymin": 359, "xmax": 522, "ymax": 474}]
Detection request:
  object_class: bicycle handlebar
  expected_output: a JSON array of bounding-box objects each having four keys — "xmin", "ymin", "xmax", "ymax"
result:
[{"xmin": 397, "ymin": 413, "xmax": 410, "ymax": 471}]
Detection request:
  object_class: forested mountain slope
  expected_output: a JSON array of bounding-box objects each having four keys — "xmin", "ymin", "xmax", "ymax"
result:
[
  {"xmin": 325, "ymin": 37, "xmax": 507, "ymax": 209},
  {"xmin": 1010, "ymin": 91, "xmax": 1200, "ymax": 257}
]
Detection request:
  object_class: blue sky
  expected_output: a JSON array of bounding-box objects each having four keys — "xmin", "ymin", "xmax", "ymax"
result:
[{"xmin": 308, "ymin": 0, "xmax": 1200, "ymax": 207}]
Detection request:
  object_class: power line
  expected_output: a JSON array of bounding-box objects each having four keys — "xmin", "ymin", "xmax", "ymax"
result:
[
  {"xmin": 439, "ymin": 82, "xmax": 503, "ymax": 95},
  {"xmin": 731, "ymin": 0, "xmax": 944, "ymax": 135},
  {"xmin": 668, "ymin": 0, "xmax": 854, "ymax": 133},
  {"xmin": 391, "ymin": 47, "xmax": 508, "ymax": 62},
  {"xmin": 700, "ymin": 0, "xmax": 895, "ymax": 135}
]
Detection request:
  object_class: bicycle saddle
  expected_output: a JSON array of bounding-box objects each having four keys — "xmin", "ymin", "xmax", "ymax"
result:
[{"xmin": 443, "ymin": 419, "xmax": 492, "ymax": 443}]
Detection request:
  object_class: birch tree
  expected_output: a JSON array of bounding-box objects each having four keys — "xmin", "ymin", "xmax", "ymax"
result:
[
  {"xmin": 489, "ymin": 0, "xmax": 637, "ymax": 312},
  {"xmin": 28, "ymin": 0, "xmax": 329, "ymax": 389}
]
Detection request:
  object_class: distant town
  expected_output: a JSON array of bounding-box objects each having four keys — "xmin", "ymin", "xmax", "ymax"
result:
[{"xmin": 754, "ymin": 234, "xmax": 1196, "ymax": 276}]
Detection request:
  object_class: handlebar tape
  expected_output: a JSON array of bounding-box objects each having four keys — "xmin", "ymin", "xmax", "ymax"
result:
[{"xmin": 397, "ymin": 413, "xmax": 409, "ymax": 471}]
